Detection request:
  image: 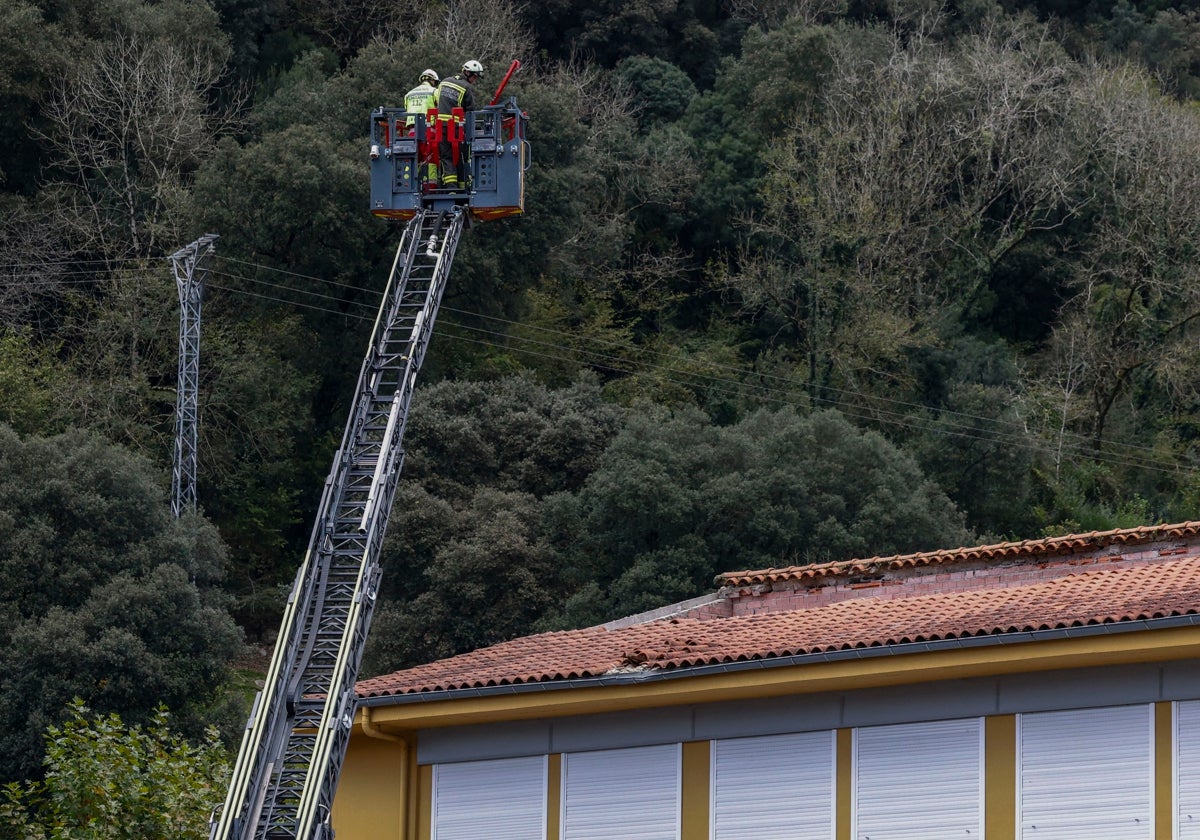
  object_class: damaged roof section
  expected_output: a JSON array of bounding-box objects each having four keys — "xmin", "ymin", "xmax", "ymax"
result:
[{"xmin": 356, "ymin": 521, "xmax": 1200, "ymax": 700}]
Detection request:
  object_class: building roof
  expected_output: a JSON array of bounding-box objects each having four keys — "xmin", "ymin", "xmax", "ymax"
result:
[
  {"xmin": 357, "ymin": 522, "xmax": 1200, "ymax": 701},
  {"xmin": 716, "ymin": 521, "xmax": 1200, "ymax": 587}
]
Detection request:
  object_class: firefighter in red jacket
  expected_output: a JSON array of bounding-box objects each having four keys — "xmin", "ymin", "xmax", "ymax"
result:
[{"xmin": 436, "ymin": 60, "xmax": 483, "ymax": 189}]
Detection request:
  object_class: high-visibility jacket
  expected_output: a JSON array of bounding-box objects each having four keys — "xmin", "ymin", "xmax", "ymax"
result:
[
  {"xmin": 404, "ymin": 82, "xmax": 437, "ymax": 126},
  {"xmin": 436, "ymin": 75, "xmax": 476, "ymax": 118}
]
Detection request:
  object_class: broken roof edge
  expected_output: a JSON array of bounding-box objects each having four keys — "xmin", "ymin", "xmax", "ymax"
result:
[
  {"xmin": 600, "ymin": 592, "xmax": 725, "ymax": 630},
  {"xmin": 717, "ymin": 520, "xmax": 1200, "ymax": 587}
]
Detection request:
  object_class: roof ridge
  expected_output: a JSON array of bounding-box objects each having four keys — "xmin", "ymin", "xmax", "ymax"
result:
[{"xmin": 715, "ymin": 520, "xmax": 1200, "ymax": 586}]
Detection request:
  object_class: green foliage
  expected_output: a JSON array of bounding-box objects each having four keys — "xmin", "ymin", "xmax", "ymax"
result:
[
  {"xmin": 366, "ymin": 488, "xmax": 561, "ymax": 670},
  {"xmin": 544, "ymin": 406, "xmax": 971, "ymax": 626},
  {"xmin": 902, "ymin": 336, "xmax": 1040, "ymax": 538},
  {"xmin": 520, "ymin": 0, "xmax": 724, "ymax": 84},
  {"xmin": 616, "ymin": 56, "xmax": 698, "ymax": 128},
  {"xmin": 396, "ymin": 374, "xmax": 627, "ymax": 502},
  {"xmin": 0, "ymin": 700, "xmax": 228, "ymax": 840},
  {"xmin": 191, "ymin": 313, "xmax": 324, "ymax": 612},
  {"xmin": 683, "ymin": 19, "xmax": 840, "ymax": 254},
  {"xmin": 3, "ymin": 0, "xmax": 1199, "ymax": 697},
  {"xmin": 1033, "ymin": 461, "xmax": 1160, "ymax": 536},
  {"xmin": 364, "ymin": 375, "xmax": 625, "ymax": 672},
  {"xmin": 189, "ymin": 128, "xmax": 377, "ymax": 282},
  {"xmin": 0, "ymin": 0, "xmax": 69, "ymax": 192},
  {"xmin": 0, "ymin": 426, "xmax": 242, "ymax": 782},
  {"xmin": 0, "ymin": 329, "xmax": 58, "ymax": 434}
]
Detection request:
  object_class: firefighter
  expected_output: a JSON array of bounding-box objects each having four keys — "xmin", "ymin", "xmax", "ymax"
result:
[
  {"xmin": 404, "ymin": 68, "xmax": 440, "ymax": 185},
  {"xmin": 436, "ymin": 60, "xmax": 484, "ymax": 190},
  {"xmin": 405, "ymin": 68, "xmax": 440, "ymax": 127}
]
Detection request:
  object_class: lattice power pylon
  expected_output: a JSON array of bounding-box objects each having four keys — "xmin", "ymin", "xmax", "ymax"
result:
[{"xmin": 168, "ymin": 233, "xmax": 219, "ymax": 518}]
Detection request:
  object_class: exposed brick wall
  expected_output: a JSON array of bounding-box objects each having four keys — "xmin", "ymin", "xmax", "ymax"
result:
[{"xmin": 701, "ymin": 536, "xmax": 1200, "ymax": 619}]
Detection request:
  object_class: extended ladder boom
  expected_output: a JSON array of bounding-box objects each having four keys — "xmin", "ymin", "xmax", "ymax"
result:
[{"xmin": 212, "ymin": 207, "xmax": 466, "ymax": 840}]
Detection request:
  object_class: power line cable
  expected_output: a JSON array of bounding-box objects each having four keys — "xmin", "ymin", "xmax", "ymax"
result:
[
  {"xmin": 2, "ymin": 253, "xmax": 1188, "ymax": 473},
  {"xmin": 209, "ymin": 256, "xmax": 1171, "ymax": 458},
  {"xmin": 206, "ymin": 275, "xmax": 1179, "ymax": 474},
  {"xmin": 205, "ymin": 257, "xmax": 1178, "ymax": 470}
]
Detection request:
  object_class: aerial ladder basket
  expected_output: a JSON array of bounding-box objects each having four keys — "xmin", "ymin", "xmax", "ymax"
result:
[{"xmin": 369, "ymin": 61, "xmax": 529, "ymax": 222}]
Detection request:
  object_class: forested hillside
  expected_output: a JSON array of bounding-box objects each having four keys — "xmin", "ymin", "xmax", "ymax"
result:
[{"xmin": 2, "ymin": 0, "xmax": 1199, "ymax": 783}]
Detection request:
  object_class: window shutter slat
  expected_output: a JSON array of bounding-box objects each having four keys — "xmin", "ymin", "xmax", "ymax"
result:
[
  {"xmin": 854, "ymin": 718, "xmax": 983, "ymax": 840},
  {"xmin": 562, "ymin": 744, "xmax": 679, "ymax": 840}
]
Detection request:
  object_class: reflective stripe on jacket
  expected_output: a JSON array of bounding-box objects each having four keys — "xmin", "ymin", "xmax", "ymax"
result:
[{"xmin": 436, "ymin": 75, "xmax": 475, "ymax": 117}]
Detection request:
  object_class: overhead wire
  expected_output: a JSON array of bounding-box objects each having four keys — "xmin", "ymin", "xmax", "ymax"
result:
[
  {"xmin": 204, "ymin": 257, "xmax": 1182, "ymax": 474},
  {"xmin": 2, "ymin": 253, "xmax": 1188, "ymax": 475}
]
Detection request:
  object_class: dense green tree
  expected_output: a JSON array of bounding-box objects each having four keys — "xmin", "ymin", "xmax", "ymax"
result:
[
  {"xmin": 365, "ymin": 487, "xmax": 561, "ymax": 672},
  {"xmin": 543, "ymin": 406, "xmax": 972, "ymax": 626},
  {"xmin": 0, "ymin": 700, "xmax": 228, "ymax": 840},
  {"xmin": 520, "ymin": 0, "xmax": 725, "ymax": 85},
  {"xmin": 394, "ymin": 374, "xmax": 627, "ymax": 503},
  {"xmin": 903, "ymin": 335, "xmax": 1040, "ymax": 538},
  {"xmin": 615, "ymin": 56, "xmax": 698, "ymax": 128},
  {"xmin": 0, "ymin": 426, "xmax": 241, "ymax": 782},
  {"xmin": 0, "ymin": 0, "xmax": 70, "ymax": 195},
  {"xmin": 682, "ymin": 18, "xmax": 841, "ymax": 258},
  {"xmin": 361, "ymin": 375, "xmax": 625, "ymax": 671}
]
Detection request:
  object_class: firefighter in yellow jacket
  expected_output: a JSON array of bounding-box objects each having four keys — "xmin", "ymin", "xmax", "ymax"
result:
[
  {"xmin": 404, "ymin": 69, "xmax": 439, "ymax": 185},
  {"xmin": 436, "ymin": 60, "xmax": 483, "ymax": 189}
]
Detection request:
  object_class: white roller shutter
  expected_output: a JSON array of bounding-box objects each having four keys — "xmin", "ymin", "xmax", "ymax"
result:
[
  {"xmin": 711, "ymin": 731, "xmax": 835, "ymax": 840},
  {"xmin": 433, "ymin": 755, "xmax": 547, "ymax": 840},
  {"xmin": 853, "ymin": 717, "xmax": 983, "ymax": 840},
  {"xmin": 562, "ymin": 743, "xmax": 680, "ymax": 840},
  {"xmin": 1018, "ymin": 704, "xmax": 1153, "ymax": 840},
  {"xmin": 1178, "ymin": 700, "xmax": 1200, "ymax": 840}
]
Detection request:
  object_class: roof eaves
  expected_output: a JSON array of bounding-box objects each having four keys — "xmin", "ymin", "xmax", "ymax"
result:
[{"xmin": 358, "ymin": 612, "xmax": 1200, "ymax": 707}]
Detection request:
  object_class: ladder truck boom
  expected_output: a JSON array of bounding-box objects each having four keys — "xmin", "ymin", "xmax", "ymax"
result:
[{"xmin": 211, "ymin": 208, "xmax": 466, "ymax": 840}]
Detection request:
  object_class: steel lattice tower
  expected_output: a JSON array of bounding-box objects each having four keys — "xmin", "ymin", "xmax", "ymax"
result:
[{"xmin": 168, "ymin": 234, "xmax": 218, "ymax": 518}]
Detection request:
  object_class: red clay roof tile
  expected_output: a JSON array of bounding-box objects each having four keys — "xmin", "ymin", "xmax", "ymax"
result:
[
  {"xmin": 357, "ymin": 553, "xmax": 1200, "ymax": 700},
  {"xmin": 715, "ymin": 521, "xmax": 1200, "ymax": 586}
]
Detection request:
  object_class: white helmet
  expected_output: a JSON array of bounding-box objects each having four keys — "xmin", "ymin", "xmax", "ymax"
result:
[
  {"xmin": 462, "ymin": 60, "xmax": 484, "ymax": 77},
  {"xmin": 420, "ymin": 68, "xmax": 439, "ymax": 84}
]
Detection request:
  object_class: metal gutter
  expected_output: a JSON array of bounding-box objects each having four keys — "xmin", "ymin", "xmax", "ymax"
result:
[{"xmin": 358, "ymin": 612, "xmax": 1200, "ymax": 708}]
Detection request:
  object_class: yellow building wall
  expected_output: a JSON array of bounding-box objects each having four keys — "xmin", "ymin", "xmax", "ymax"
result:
[
  {"xmin": 680, "ymin": 741, "xmax": 710, "ymax": 840},
  {"xmin": 546, "ymin": 754, "xmax": 562, "ymax": 840},
  {"xmin": 984, "ymin": 715, "xmax": 1016, "ymax": 840},
  {"xmin": 340, "ymin": 691, "xmax": 1190, "ymax": 835},
  {"xmin": 387, "ymin": 703, "xmax": 1182, "ymax": 840},
  {"xmin": 334, "ymin": 734, "xmax": 408, "ymax": 840},
  {"xmin": 1157, "ymin": 702, "xmax": 1173, "ymax": 840}
]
